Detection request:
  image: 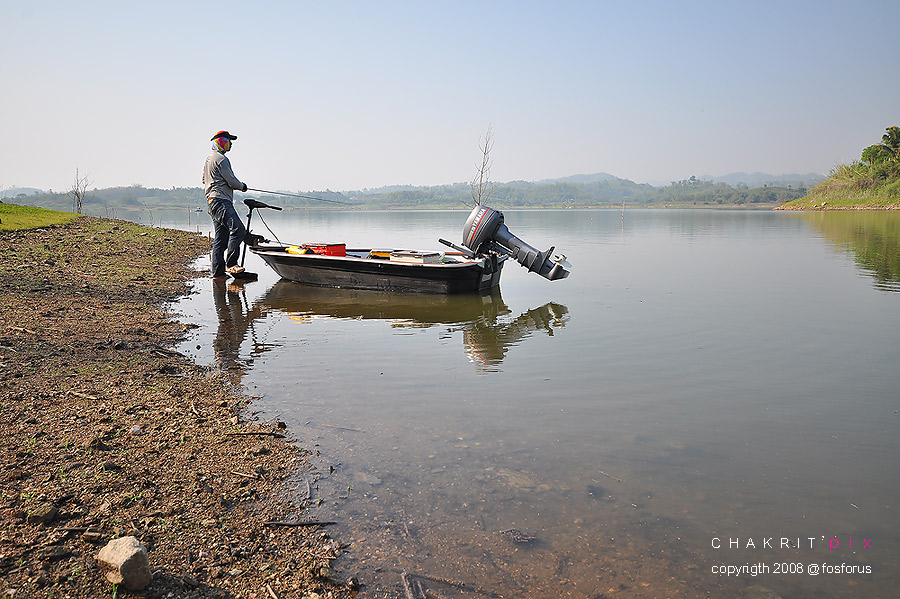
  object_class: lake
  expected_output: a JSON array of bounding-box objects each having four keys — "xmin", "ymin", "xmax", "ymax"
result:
[{"xmin": 168, "ymin": 208, "xmax": 900, "ymax": 599}]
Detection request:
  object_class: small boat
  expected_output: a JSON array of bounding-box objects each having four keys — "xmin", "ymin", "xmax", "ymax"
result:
[
  {"xmin": 251, "ymin": 245, "xmax": 506, "ymax": 294},
  {"xmin": 246, "ymin": 203, "xmax": 570, "ymax": 294}
]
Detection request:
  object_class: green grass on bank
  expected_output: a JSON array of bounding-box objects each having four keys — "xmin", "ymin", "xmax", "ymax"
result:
[
  {"xmin": 780, "ymin": 126, "xmax": 900, "ymax": 210},
  {"xmin": 779, "ymin": 175, "xmax": 900, "ymax": 209},
  {"xmin": 0, "ymin": 203, "xmax": 81, "ymax": 232}
]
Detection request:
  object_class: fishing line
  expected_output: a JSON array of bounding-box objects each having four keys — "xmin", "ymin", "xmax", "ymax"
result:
[{"xmin": 246, "ymin": 188, "xmax": 348, "ymax": 205}]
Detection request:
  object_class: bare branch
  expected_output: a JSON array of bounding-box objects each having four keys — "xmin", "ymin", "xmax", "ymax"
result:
[
  {"xmin": 69, "ymin": 168, "xmax": 92, "ymax": 214},
  {"xmin": 471, "ymin": 125, "xmax": 494, "ymax": 206}
]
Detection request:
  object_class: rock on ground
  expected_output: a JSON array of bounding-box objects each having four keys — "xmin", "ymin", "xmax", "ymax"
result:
[{"xmin": 97, "ymin": 536, "xmax": 152, "ymax": 591}]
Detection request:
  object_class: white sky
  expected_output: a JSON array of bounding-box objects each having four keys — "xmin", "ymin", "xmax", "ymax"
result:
[{"xmin": 2, "ymin": 0, "xmax": 898, "ymax": 193}]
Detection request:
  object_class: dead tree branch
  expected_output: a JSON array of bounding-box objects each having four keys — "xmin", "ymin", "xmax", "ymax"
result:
[
  {"xmin": 69, "ymin": 168, "xmax": 92, "ymax": 214},
  {"xmin": 471, "ymin": 126, "xmax": 494, "ymax": 206}
]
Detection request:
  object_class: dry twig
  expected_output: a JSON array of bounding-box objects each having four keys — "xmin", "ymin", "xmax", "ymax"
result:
[{"xmin": 471, "ymin": 126, "xmax": 494, "ymax": 207}]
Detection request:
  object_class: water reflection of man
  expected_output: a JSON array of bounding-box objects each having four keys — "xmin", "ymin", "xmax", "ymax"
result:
[{"xmin": 212, "ymin": 279, "xmax": 250, "ymax": 370}]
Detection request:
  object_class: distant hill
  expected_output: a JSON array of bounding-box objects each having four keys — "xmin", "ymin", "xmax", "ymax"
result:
[
  {"xmin": 353, "ymin": 183, "xmax": 463, "ymax": 196},
  {"xmin": 701, "ymin": 172, "xmax": 825, "ymax": 188},
  {"xmin": 536, "ymin": 173, "xmax": 620, "ymax": 185},
  {"xmin": 1, "ymin": 187, "xmax": 45, "ymax": 199}
]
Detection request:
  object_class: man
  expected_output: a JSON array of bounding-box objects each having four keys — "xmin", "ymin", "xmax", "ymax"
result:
[{"xmin": 203, "ymin": 130, "xmax": 248, "ymax": 278}]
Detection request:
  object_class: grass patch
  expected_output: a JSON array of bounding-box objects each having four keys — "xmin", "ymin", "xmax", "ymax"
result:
[
  {"xmin": 779, "ymin": 164, "xmax": 900, "ymax": 210},
  {"xmin": 780, "ymin": 125, "xmax": 900, "ymax": 210},
  {"xmin": 781, "ymin": 126, "xmax": 900, "ymax": 210},
  {"xmin": 0, "ymin": 203, "xmax": 81, "ymax": 231}
]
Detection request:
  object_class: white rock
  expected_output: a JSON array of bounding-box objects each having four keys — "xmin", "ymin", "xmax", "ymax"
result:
[{"xmin": 96, "ymin": 536, "xmax": 152, "ymax": 591}]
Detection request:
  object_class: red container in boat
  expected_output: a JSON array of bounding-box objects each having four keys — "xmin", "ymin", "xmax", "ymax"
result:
[{"xmin": 304, "ymin": 243, "xmax": 346, "ymax": 257}]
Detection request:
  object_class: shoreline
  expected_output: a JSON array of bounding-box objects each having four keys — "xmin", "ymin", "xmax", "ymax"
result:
[
  {"xmin": 0, "ymin": 217, "xmax": 352, "ymax": 598},
  {"xmin": 774, "ymin": 203, "xmax": 900, "ymax": 210}
]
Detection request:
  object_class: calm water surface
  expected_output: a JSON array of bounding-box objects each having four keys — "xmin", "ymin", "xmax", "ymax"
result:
[{"xmin": 169, "ymin": 209, "xmax": 900, "ymax": 598}]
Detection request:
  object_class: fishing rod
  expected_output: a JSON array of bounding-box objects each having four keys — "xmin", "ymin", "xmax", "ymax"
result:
[{"xmin": 246, "ymin": 187, "xmax": 348, "ymax": 205}]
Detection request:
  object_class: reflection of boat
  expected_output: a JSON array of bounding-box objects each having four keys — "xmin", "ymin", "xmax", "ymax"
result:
[
  {"xmin": 258, "ymin": 279, "xmax": 511, "ymax": 324},
  {"xmin": 248, "ymin": 204, "xmax": 570, "ymax": 294},
  {"xmin": 258, "ymin": 281, "xmax": 570, "ymax": 368},
  {"xmin": 212, "ymin": 279, "xmax": 569, "ymax": 370}
]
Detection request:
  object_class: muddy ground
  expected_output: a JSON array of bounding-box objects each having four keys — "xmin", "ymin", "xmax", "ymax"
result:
[{"xmin": 0, "ymin": 216, "xmax": 353, "ymax": 598}]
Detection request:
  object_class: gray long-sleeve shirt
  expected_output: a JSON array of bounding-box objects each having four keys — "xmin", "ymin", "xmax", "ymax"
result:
[{"xmin": 203, "ymin": 151, "xmax": 245, "ymax": 203}]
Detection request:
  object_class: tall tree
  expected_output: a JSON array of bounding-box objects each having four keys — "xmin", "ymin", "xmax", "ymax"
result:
[
  {"xmin": 882, "ymin": 126, "xmax": 900, "ymax": 152},
  {"xmin": 861, "ymin": 125, "xmax": 899, "ymax": 165}
]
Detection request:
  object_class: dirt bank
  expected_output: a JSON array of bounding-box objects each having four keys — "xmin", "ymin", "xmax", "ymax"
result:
[
  {"xmin": 774, "ymin": 203, "xmax": 900, "ymax": 210},
  {"xmin": 0, "ymin": 217, "xmax": 352, "ymax": 598}
]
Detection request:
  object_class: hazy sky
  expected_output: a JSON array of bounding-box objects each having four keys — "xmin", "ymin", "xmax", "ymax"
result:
[{"xmin": 2, "ymin": 1, "xmax": 898, "ymax": 193}]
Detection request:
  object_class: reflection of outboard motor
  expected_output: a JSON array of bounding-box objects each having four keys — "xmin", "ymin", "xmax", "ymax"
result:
[
  {"xmin": 462, "ymin": 206, "xmax": 570, "ymax": 281},
  {"xmin": 463, "ymin": 301, "xmax": 569, "ymax": 368}
]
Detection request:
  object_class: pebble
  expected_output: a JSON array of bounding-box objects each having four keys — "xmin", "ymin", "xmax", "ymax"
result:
[
  {"xmin": 26, "ymin": 502, "xmax": 58, "ymax": 525},
  {"xmin": 82, "ymin": 530, "xmax": 104, "ymax": 543}
]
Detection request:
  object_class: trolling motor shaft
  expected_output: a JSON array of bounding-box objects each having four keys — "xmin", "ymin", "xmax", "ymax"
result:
[
  {"xmin": 236, "ymin": 198, "xmax": 282, "ymax": 277},
  {"xmin": 241, "ymin": 198, "xmax": 280, "ymax": 251},
  {"xmin": 462, "ymin": 206, "xmax": 570, "ymax": 281}
]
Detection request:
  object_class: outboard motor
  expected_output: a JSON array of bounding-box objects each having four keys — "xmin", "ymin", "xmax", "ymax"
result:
[{"xmin": 462, "ymin": 206, "xmax": 570, "ymax": 281}]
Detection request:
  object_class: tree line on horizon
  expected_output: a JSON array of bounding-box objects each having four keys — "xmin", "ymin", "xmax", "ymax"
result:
[{"xmin": 4, "ymin": 175, "xmax": 810, "ymax": 214}]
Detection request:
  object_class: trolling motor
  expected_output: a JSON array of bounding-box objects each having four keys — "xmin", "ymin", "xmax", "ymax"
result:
[
  {"xmin": 244, "ymin": 198, "xmax": 282, "ymax": 215},
  {"xmin": 234, "ymin": 199, "xmax": 282, "ymax": 281},
  {"xmin": 460, "ymin": 206, "xmax": 570, "ymax": 281},
  {"xmin": 242, "ymin": 198, "xmax": 281, "ymax": 248}
]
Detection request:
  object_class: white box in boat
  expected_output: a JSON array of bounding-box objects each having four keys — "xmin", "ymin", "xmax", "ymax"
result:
[{"xmin": 389, "ymin": 251, "xmax": 442, "ymax": 264}]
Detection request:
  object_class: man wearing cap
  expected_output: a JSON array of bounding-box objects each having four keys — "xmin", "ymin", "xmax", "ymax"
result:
[{"xmin": 203, "ymin": 130, "xmax": 248, "ymax": 278}]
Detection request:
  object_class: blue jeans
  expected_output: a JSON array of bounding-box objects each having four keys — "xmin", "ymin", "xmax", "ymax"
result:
[{"xmin": 208, "ymin": 198, "xmax": 246, "ymax": 276}]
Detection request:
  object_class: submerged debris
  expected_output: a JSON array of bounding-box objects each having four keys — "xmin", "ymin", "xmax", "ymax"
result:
[{"xmin": 499, "ymin": 528, "xmax": 537, "ymax": 545}]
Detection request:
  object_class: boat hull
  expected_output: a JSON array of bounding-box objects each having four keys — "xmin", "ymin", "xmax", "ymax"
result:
[{"xmin": 250, "ymin": 247, "xmax": 505, "ymax": 294}]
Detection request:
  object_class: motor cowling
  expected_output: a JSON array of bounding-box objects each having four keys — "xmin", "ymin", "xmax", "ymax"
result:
[{"xmin": 462, "ymin": 206, "xmax": 570, "ymax": 281}]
